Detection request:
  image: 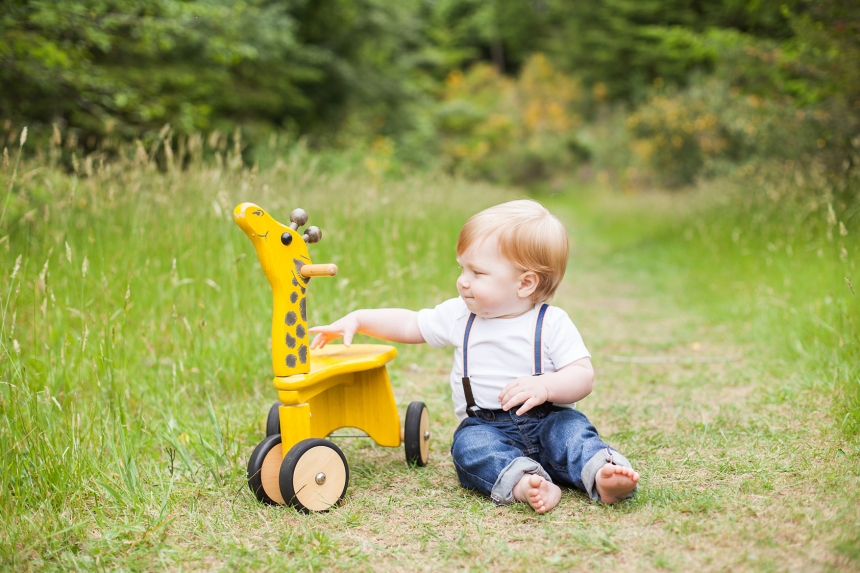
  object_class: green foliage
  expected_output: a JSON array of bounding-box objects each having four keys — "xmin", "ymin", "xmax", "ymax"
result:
[
  {"xmin": 580, "ymin": 3, "xmax": 860, "ymax": 190},
  {"xmin": 543, "ymin": 0, "xmax": 799, "ymax": 103},
  {"xmin": 779, "ymin": 0, "xmax": 860, "ymax": 177},
  {"xmin": 421, "ymin": 0, "xmax": 550, "ymax": 74},
  {"xmin": 0, "ymin": 0, "xmax": 427, "ymax": 145}
]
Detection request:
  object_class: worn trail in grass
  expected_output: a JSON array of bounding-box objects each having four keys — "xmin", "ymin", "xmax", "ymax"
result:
[{"xmin": 2, "ymin": 153, "xmax": 857, "ymax": 571}]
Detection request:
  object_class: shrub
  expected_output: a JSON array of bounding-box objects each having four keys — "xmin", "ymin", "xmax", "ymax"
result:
[
  {"xmin": 625, "ymin": 75, "xmax": 823, "ymax": 188},
  {"xmin": 435, "ymin": 54, "xmax": 585, "ymax": 185}
]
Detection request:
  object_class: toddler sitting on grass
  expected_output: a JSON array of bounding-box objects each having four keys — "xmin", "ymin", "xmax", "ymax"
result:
[{"xmin": 310, "ymin": 200, "xmax": 638, "ymax": 512}]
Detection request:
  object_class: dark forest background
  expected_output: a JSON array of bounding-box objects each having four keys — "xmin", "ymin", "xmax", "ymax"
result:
[{"xmin": 2, "ymin": 0, "xmax": 858, "ymax": 188}]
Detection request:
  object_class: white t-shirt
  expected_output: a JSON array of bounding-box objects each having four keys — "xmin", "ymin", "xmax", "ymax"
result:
[{"xmin": 417, "ymin": 297, "xmax": 590, "ymax": 421}]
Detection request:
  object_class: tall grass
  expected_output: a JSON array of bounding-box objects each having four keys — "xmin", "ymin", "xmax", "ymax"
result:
[{"xmin": 0, "ymin": 132, "xmax": 510, "ymax": 568}]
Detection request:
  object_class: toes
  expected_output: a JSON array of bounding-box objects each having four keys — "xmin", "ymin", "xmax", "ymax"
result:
[
  {"xmin": 619, "ymin": 467, "xmax": 640, "ymax": 482},
  {"xmin": 606, "ymin": 464, "xmax": 640, "ymax": 481}
]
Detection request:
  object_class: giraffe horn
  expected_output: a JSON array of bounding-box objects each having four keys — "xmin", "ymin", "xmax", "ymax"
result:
[
  {"xmin": 303, "ymin": 226, "xmax": 322, "ymax": 243},
  {"xmin": 289, "ymin": 208, "xmax": 308, "ymax": 231}
]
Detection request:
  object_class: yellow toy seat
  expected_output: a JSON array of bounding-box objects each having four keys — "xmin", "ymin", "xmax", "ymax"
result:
[{"xmin": 273, "ymin": 344, "xmax": 401, "ymax": 452}]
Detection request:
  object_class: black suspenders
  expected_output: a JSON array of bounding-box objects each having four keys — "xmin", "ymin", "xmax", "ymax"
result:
[{"xmin": 461, "ymin": 304, "xmax": 550, "ymax": 417}]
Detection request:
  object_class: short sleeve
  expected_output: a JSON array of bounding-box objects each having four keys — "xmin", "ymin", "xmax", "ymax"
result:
[
  {"xmin": 417, "ymin": 297, "xmax": 467, "ymax": 349},
  {"xmin": 544, "ymin": 307, "xmax": 590, "ymax": 370}
]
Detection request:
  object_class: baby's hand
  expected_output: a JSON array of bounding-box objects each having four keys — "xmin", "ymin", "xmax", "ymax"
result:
[
  {"xmin": 309, "ymin": 314, "xmax": 360, "ymax": 349},
  {"xmin": 498, "ymin": 376, "xmax": 549, "ymax": 416}
]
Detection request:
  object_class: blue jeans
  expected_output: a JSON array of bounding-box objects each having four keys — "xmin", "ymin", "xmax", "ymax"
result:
[{"xmin": 451, "ymin": 406, "xmax": 634, "ymax": 503}]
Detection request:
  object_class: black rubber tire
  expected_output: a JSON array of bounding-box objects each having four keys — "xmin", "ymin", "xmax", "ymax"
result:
[
  {"xmin": 279, "ymin": 438, "xmax": 349, "ymax": 513},
  {"xmin": 404, "ymin": 401, "xmax": 430, "ymax": 467},
  {"xmin": 265, "ymin": 402, "xmax": 280, "ymax": 437},
  {"xmin": 247, "ymin": 433, "xmax": 283, "ymax": 505}
]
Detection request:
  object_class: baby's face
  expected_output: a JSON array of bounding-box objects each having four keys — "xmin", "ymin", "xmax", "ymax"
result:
[{"xmin": 456, "ymin": 237, "xmax": 533, "ymax": 318}]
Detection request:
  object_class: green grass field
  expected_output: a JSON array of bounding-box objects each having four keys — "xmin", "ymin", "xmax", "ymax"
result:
[{"xmin": 1, "ymin": 144, "xmax": 858, "ymax": 571}]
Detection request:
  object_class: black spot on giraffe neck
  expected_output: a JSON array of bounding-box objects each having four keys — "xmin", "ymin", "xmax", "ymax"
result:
[{"xmin": 293, "ymin": 259, "xmax": 310, "ymax": 286}]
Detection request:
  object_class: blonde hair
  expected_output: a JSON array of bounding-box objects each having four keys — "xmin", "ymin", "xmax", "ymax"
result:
[{"xmin": 457, "ymin": 200, "xmax": 569, "ymax": 302}]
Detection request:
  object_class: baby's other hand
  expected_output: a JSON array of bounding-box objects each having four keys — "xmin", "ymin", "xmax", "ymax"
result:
[
  {"xmin": 309, "ymin": 314, "xmax": 359, "ymax": 349},
  {"xmin": 498, "ymin": 376, "xmax": 549, "ymax": 416}
]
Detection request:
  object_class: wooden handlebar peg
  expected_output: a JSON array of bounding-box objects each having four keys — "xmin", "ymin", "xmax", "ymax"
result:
[{"xmin": 300, "ymin": 264, "xmax": 338, "ymax": 278}]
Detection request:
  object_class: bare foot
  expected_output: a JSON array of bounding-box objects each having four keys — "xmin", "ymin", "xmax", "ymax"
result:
[
  {"xmin": 594, "ymin": 463, "xmax": 639, "ymax": 503},
  {"xmin": 513, "ymin": 474, "xmax": 562, "ymax": 514}
]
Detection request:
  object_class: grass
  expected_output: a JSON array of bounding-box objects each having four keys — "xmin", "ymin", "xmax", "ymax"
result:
[{"xmin": 1, "ymin": 137, "xmax": 858, "ymax": 571}]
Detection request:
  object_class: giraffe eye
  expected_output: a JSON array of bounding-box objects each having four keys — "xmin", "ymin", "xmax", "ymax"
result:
[{"xmin": 281, "ymin": 232, "xmax": 293, "ymax": 246}]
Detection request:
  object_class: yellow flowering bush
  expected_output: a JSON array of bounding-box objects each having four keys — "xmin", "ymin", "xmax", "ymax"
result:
[
  {"xmin": 435, "ymin": 54, "xmax": 584, "ymax": 184},
  {"xmin": 626, "ymin": 77, "xmax": 816, "ymax": 187}
]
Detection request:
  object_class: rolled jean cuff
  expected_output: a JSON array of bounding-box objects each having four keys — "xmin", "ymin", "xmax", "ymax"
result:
[
  {"xmin": 490, "ymin": 457, "xmax": 552, "ymax": 505},
  {"xmin": 581, "ymin": 447, "xmax": 636, "ymax": 502}
]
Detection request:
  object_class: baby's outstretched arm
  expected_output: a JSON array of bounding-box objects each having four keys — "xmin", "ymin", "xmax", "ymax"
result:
[
  {"xmin": 498, "ymin": 357, "xmax": 594, "ymax": 415},
  {"xmin": 309, "ymin": 309, "xmax": 425, "ymax": 349}
]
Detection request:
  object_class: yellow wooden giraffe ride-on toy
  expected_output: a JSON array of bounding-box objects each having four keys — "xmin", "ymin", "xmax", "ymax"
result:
[{"xmin": 235, "ymin": 203, "xmax": 431, "ymax": 512}]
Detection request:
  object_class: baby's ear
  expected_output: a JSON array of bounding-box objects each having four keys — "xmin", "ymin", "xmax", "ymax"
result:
[{"xmin": 517, "ymin": 271, "xmax": 539, "ymax": 299}]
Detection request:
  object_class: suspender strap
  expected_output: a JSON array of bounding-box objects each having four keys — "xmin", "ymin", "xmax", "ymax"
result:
[
  {"xmin": 461, "ymin": 313, "xmax": 479, "ymax": 416},
  {"xmin": 533, "ymin": 303, "xmax": 549, "ymax": 375},
  {"xmin": 461, "ymin": 304, "xmax": 550, "ymax": 417}
]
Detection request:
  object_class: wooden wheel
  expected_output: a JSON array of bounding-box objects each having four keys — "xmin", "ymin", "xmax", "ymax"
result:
[
  {"xmin": 265, "ymin": 402, "xmax": 281, "ymax": 437},
  {"xmin": 247, "ymin": 434, "xmax": 286, "ymax": 505},
  {"xmin": 279, "ymin": 438, "xmax": 349, "ymax": 513},
  {"xmin": 404, "ymin": 401, "xmax": 430, "ymax": 467}
]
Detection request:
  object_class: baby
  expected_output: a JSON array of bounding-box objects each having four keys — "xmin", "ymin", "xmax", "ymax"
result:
[{"xmin": 310, "ymin": 200, "xmax": 639, "ymax": 513}]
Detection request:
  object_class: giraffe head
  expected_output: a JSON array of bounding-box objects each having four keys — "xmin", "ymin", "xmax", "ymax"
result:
[{"xmin": 234, "ymin": 202, "xmax": 327, "ymax": 377}]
